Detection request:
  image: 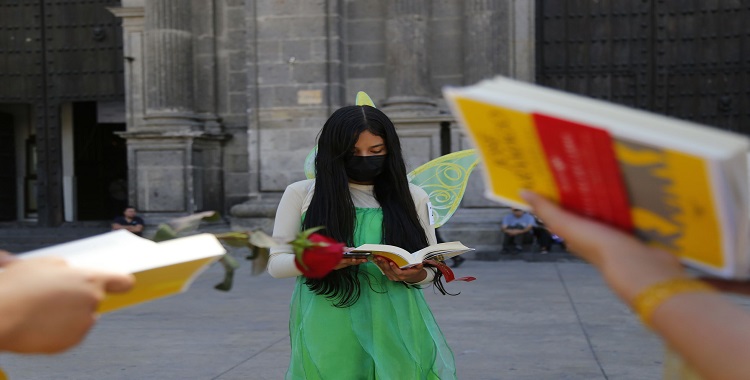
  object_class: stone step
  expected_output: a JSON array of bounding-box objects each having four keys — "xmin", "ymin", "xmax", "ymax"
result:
[
  {"xmin": 0, "ymin": 223, "xmax": 111, "ymax": 253},
  {"xmin": 438, "ymin": 207, "xmax": 505, "ymax": 259},
  {"xmin": 0, "ymin": 221, "xmax": 233, "ymax": 254}
]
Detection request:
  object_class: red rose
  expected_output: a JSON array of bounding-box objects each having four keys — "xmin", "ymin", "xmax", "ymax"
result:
[{"xmin": 292, "ymin": 231, "xmax": 345, "ymax": 279}]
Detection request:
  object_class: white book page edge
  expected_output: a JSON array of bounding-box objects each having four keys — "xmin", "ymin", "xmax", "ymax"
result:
[{"xmin": 19, "ymin": 230, "xmax": 225, "ymax": 274}]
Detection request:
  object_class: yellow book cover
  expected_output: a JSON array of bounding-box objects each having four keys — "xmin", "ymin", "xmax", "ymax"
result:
[
  {"xmin": 19, "ymin": 230, "xmax": 226, "ymax": 312},
  {"xmin": 444, "ymin": 76, "xmax": 750, "ymax": 279}
]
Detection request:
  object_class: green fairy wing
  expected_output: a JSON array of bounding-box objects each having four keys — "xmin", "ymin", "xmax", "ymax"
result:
[
  {"xmin": 355, "ymin": 91, "xmax": 376, "ymax": 108},
  {"xmin": 305, "ymin": 91, "xmax": 376, "ymax": 179},
  {"xmin": 407, "ymin": 149, "xmax": 479, "ymax": 228},
  {"xmin": 304, "ymin": 146, "xmax": 317, "ymax": 179}
]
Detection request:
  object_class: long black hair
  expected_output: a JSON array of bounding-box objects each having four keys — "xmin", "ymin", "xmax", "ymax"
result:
[{"xmin": 302, "ymin": 105, "xmax": 430, "ymax": 306}]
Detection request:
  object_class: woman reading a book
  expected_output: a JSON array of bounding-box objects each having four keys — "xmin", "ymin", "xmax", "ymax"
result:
[
  {"xmin": 523, "ymin": 191, "xmax": 750, "ymax": 380},
  {"xmin": 268, "ymin": 105, "xmax": 456, "ymax": 379}
]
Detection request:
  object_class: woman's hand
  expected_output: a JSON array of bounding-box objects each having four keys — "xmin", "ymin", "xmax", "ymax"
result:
[
  {"xmin": 0, "ymin": 256, "xmax": 134, "ymax": 353},
  {"xmin": 333, "ymin": 247, "xmax": 368, "ymax": 270},
  {"xmin": 373, "ymin": 257, "xmax": 427, "ymax": 283},
  {"xmin": 521, "ymin": 191, "xmax": 685, "ymax": 304},
  {"xmin": 0, "ymin": 250, "xmax": 16, "ymax": 266}
]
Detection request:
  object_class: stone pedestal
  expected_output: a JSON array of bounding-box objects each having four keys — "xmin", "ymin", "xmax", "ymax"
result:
[
  {"xmin": 229, "ymin": 195, "xmax": 280, "ymax": 232},
  {"xmin": 119, "ymin": 131, "xmax": 226, "ymax": 223},
  {"xmin": 387, "ymin": 114, "xmax": 449, "ymax": 172}
]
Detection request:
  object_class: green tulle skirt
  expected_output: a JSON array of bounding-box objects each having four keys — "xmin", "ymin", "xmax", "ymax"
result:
[{"xmin": 286, "ymin": 208, "xmax": 456, "ymax": 380}]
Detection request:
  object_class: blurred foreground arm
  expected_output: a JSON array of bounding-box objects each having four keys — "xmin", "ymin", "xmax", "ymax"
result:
[
  {"xmin": 523, "ymin": 191, "xmax": 750, "ymax": 380},
  {"xmin": 0, "ymin": 251, "xmax": 134, "ymax": 354}
]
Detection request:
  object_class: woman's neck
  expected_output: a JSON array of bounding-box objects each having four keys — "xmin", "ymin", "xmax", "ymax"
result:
[{"xmin": 348, "ymin": 179, "xmax": 373, "ymax": 185}]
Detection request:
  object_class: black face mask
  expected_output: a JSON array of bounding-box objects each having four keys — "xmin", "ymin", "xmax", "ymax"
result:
[{"xmin": 345, "ymin": 155, "xmax": 386, "ymax": 182}]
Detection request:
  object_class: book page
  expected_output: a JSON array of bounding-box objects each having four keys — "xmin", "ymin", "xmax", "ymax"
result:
[
  {"xmin": 415, "ymin": 241, "xmax": 473, "ymax": 262},
  {"xmin": 20, "ymin": 230, "xmax": 225, "ymax": 274},
  {"xmin": 354, "ymin": 244, "xmax": 413, "ymax": 267},
  {"xmin": 356, "ymin": 242, "xmax": 474, "ymax": 268},
  {"xmin": 413, "ymin": 241, "xmax": 470, "ymax": 256},
  {"xmin": 19, "ymin": 230, "xmax": 226, "ymax": 313}
]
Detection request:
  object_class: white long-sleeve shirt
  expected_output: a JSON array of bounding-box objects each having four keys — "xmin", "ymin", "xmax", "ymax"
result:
[{"xmin": 267, "ymin": 179, "xmax": 437, "ymax": 285}]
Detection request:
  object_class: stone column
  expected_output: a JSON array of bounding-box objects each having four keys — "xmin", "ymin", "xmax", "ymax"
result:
[
  {"xmin": 111, "ymin": 2, "xmax": 227, "ymax": 223},
  {"xmin": 509, "ymin": 0, "xmax": 535, "ymax": 82},
  {"xmin": 453, "ymin": 1, "xmax": 513, "ymax": 210},
  {"xmin": 108, "ymin": 6, "xmax": 145, "ymax": 130},
  {"xmin": 456, "ymin": 0, "xmax": 537, "ymax": 210},
  {"xmin": 192, "ymin": 0, "xmax": 222, "ymax": 133},
  {"xmin": 382, "ymin": 0, "xmax": 437, "ymax": 114},
  {"xmin": 143, "ymin": 0, "xmax": 198, "ymax": 130},
  {"xmin": 463, "ymin": 0, "xmax": 509, "ymax": 84}
]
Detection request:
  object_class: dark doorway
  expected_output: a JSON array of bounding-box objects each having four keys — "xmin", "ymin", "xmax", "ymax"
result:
[
  {"xmin": 72, "ymin": 102, "xmax": 127, "ymax": 220},
  {"xmin": 0, "ymin": 1, "xmax": 125, "ymax": 226},
  {"xmin": 0, "ymin": 112, "xmax": 17, "ymax": 221}
]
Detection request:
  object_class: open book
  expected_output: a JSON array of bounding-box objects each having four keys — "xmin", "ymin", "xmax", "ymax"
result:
[
  {"xmin": 349, "ymin": 241, "xmax": 474, "ymax": 269},
  {"xmin": 444, "ymin": 76, "xmax": 750, "ymax": 279},
  {"xmin": 19, "ymin": 230, "xmax": 226, "ymax": 312}
]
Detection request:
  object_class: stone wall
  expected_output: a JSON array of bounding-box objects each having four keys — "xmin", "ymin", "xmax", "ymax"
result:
[
  {"xmin": 216, "ymin": 0, "xmax": 251, "ymax": 209},
  {"xmin": 245, "ymin": 0, "xmax": 343, "ymax": 194},
  {"xmin": 114, "ymin": 0, "xmax": 537, "ymax": 241}
]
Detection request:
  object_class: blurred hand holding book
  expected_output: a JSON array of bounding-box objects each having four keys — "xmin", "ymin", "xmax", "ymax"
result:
[
  {"xmin": 19, "ymin": 230, "xmax": 226, "ymax": 312},
  {"xmin": 445, "ymin": 76, "xmax": 750, "ymax": 279}
]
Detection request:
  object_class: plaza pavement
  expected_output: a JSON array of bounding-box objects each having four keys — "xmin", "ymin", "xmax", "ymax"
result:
[{"xmin": 2, "ymin": 259, "xmax": 674, "ymax": 380}]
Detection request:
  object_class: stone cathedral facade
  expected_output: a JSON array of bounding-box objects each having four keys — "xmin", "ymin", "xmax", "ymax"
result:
[{"xmin": 110, "ymin": 0, "xmax": 534, "ymax": 243}]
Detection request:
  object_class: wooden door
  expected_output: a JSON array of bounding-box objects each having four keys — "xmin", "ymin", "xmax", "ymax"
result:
[
  {"xmin": 537, "ymin": 0, "xmax": 750, "ymax": 133},
  {"xmin": 0, "ymin": 113, "xmax": 17, "ymax": 221}
]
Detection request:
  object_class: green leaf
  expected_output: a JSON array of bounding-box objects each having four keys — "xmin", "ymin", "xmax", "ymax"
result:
[
  {"xmin": 214, "ymin": 231, "xmax": 252, "ymax": 248},
  {"xmin": 152, "ymin": 224, "xmax": 178, "ymax": 242},
  {"xmin": 248, "ymin": 230, "xmax": 283, "ymax": 248},
  {"xmin": 250, "ymin": 247, "xmax": 270, "ymax": 276},
  {"xmin": 299, "ymin": 226, "xmax": 325, "ymax": 240},
  {"xmin": 168, "ymin": 211, "xmax": 219, "ymax": 236},
  {"xmin": 214, "ymin": 254, "xmax": 240, "ymax": 291},
  {"xmin": 245, "ymin": 245, "xmax": 260, "ymax": 260}
]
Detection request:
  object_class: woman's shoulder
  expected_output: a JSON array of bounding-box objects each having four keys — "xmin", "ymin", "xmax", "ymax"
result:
[
  {"xmin": 407, "ymin": 183, "xmax": 429, "ymax": 201},
  {"xmin": 286, "ymin": 178, "xmax": 316, "ymax": 194},
  {"xmin": 280, "ymin": 179, "xmax": 315, "ymax": 211}
]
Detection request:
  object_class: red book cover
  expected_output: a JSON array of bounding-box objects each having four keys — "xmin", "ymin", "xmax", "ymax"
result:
[{"xmin": 532, "ymin": 113, "xmax": 634, "ymax": 232}]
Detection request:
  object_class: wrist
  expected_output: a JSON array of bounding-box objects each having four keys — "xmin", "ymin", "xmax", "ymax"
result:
[
  {"xmin": 404, "ymin": 268, "xmax": 428, "ymax": 284},
  {"xmin": 631, "ymin": 277, "xmax": 716, "ymax": 328}
]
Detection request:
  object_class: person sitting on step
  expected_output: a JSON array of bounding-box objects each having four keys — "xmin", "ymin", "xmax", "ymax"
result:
[{"xmin": 500, "ymin": 208, "xmax": 536, "ymax": 254}]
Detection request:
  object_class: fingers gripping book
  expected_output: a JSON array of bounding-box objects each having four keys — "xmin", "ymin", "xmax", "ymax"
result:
[{"xmin": 445, "ymin": 76, "xmax": 750, "ymax": 279}]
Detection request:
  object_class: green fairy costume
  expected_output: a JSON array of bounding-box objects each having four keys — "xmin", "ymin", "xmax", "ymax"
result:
[
  {"xmin": 268, "ymin": 92, "xmax": 475, "ymax": 379},
  {"xmin": 268, "ymin": 180, "xmax": 456, "ymax": 380}
]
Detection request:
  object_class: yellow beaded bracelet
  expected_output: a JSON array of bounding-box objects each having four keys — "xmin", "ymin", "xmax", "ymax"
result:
[{"xmin": 632, "ymin": 278, "xmax": 716, "ymax": 328}]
